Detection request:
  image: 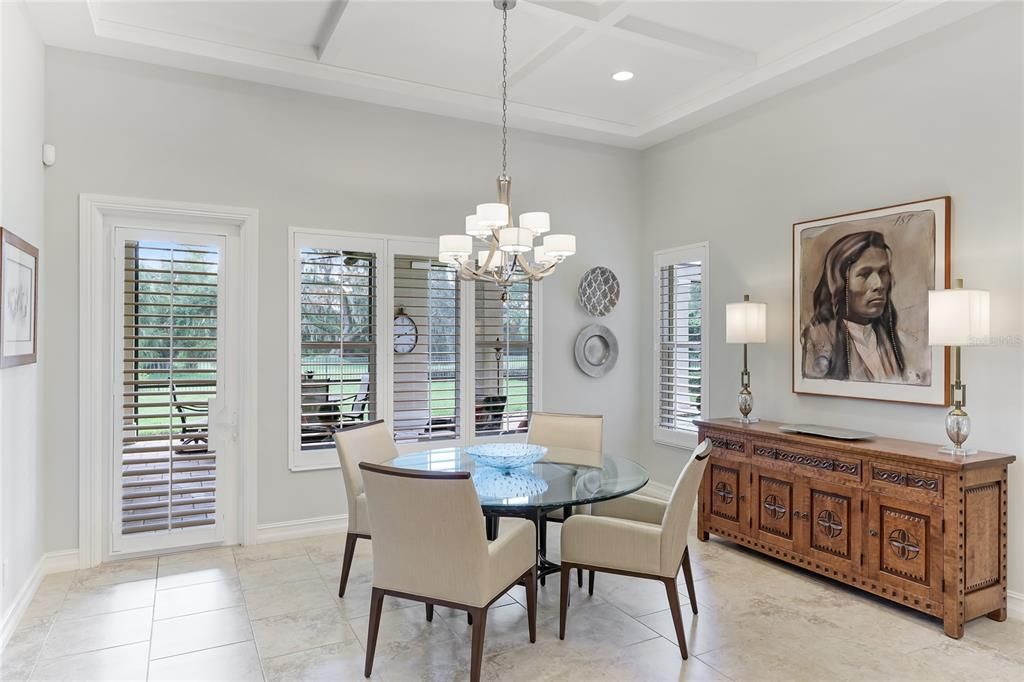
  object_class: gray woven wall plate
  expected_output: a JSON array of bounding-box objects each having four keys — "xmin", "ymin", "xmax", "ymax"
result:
[
  {"xmin": 574, "ymin": 324, "xmax": 618, "ymax": 378},
  {"xmin": 578, "ymin": 266, "xmax": 620, "ymax": 317}
]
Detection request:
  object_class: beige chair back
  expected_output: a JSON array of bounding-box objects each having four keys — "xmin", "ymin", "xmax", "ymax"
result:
[
  {"xmin": 333, "ymin": 420, "xmax": 398, "ymax": 522},
  {"xmin": 359, "ymin": 462, "xmax": 490, "ymax": 604},
  {"xmin": 659, "ymin": 439, "xmax": 712, "ymax": 576},
  {"xmin": 529, "ymin": 412, "xmax": 604, "ymax": 466}
]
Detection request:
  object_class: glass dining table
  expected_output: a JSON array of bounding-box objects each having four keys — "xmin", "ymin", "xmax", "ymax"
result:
[{"xmin": 384, "ymin": 446, "xmax": 650, "ymax": 581}]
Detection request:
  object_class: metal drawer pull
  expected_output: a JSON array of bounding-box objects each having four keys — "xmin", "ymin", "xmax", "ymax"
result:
[{"xmin": 868, "ymin": 528, "xmax": 879, "ymax": 537}]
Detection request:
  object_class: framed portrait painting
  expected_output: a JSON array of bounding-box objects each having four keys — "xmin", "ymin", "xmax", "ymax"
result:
[
  {"xmin": 1, "ymin": 227, "xmax": 39, "ymax": 368},
  {"xmin": 792, "ymin": 197, "xmax": 950, "ymax": 405}
]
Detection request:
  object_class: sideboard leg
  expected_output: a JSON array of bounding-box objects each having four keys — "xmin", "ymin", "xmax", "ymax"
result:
[
  {"xmin": 986, "ymin": 607, "xmax": 1007, "ymax": 622},
  {"xmin": 943, "ymin": 614, "xmax": 965, "ymax": 639},
  {"xmin": 698, "ymin": 531, "xmax": 709, "ymax": 542}
]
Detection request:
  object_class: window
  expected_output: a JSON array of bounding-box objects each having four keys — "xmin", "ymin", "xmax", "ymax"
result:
[
  {"xmin": 654, "ymin": 243, "xmax": 709, "ymax": 447},
  {"xmin": 392, "ymin": 254, "xmax": 461, "ymax": 444},
  {"xmin": 475, "ymin": 281, "xmax": 534, "ymax": 436},
  {"xmin": 290, "ymin": 229, "xmax": 539, "ymax": 469},
  {"xmin": 293, "ymin": 233, "xmax": 383, "ymax": 468}
]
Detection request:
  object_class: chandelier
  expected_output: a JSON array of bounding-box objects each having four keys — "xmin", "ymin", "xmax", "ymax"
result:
[{"xmin": 438, "ymin": 0, "xmax": 576, "ymax": 290}]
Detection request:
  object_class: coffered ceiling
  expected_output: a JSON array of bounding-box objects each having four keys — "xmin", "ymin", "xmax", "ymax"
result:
[{"xmin": 26, "ymin": 0, "xmax": 994, "ymax": 148}]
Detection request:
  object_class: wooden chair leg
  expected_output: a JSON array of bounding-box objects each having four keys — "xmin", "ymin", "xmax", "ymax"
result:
[
  {"xmin": 587, "ymin": 569, "xmax": 595, "ymax": 596},
  {"xmin": 663, "ymin": 578, "xmax": 689, "ymax": 660},
  {"xmin": 681, "ymin": 546, "xmax": 698, "ymax": 614},
  {"xmin": 364, "ymin": 587, "xmax": 385, "ymax": 677},
  {"xmin": 425, "ymin": 603, "xmax": 434, "ymax": 622},
  {"xmin": 577, "ymin": 567, "xmax": 583, "ymax": 588},
  {"xmin": 339, "ymin": 533, "xmax": 359, "ymax": 598},
  {"xmin": 467, "ymin": 612, "xmax": 473, "ymax": 625},
  {"xmin": 526, "ymin": 566, "xmax": 538, "ymax": 643},
  {"xmin": 469, "ymin": 607, "xmax": 488, "ymax": 682},
  {"xmin": 558, "ymin": 564, "xmax": 571, "ymax": 640}
]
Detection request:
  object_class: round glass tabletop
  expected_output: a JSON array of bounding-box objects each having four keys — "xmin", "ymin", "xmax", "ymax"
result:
[{"xmin": 384, "ymin": 446, "xmax": 650, "ymax": 512}]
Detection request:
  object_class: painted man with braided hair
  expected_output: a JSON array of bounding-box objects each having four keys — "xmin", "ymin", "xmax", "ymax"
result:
[{"xmin": 801, "ymin": 230, "xmax": 926, "ymax": 384}]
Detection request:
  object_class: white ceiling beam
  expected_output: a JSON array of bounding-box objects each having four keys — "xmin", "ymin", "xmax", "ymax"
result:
[
  {"xmin": 613, "ymin": 15, "xmax": 757, "ymax": 69},
  {"xmin": 517, "ymin": 0, "xmax": 754, "ymax": 66},
  {"xmin": 508, "ymin": 26, "xmax": 586, "ymax": 88},
  {"xmin": 315, "ymin": 0, "xmax": 349, "ymax": 63}
]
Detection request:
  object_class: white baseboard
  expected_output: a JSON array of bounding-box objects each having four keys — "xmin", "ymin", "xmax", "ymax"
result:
[
  {"xmin": 1008, "ymin": 590, "xmax": 1024, "ymax": 622},
  {"xmin": 0, "ymin": 549, "xmax": 80, "ymax": 651},
  {"xmin": 254, "ymin": 514, "xmax": 348, "ymax": 544}
]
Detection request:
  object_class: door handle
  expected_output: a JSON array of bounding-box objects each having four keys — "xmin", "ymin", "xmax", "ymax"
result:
[{"xmin": 868, "ymin": 528, "xmax": 879, "ymax": 537}]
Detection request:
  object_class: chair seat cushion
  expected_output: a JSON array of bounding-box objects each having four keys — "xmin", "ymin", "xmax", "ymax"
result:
[{"xmin": 561, "ymin": 515, "xmax": 662, "ymax": 576}]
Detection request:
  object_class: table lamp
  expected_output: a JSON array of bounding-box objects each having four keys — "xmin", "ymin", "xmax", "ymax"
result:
[
  {"xmin": 726, "ymin": 294, "xmax": 767, "ymax": 423},
  {"xmin": 928, "ymin": 278, "xmax": 990, "ymax": 455}
]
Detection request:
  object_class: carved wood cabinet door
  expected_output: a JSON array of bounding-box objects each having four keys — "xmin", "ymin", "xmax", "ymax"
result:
[
  {"xmin": 706, "ymin": 461, "xmax": 749, "ymax": 536},
  {"xmin": 865, "ymin": 493, "xmax": 942, "ymax": 603},
  {"xmin": 803, "ymin": 478, "xmax": 862, "ymax": 575},
  {"xmin": 751, "ymin": 469, "xmax": 799, "ymax": 552}
]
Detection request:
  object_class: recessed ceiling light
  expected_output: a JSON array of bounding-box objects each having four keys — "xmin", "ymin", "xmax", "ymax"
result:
[{"xmin": 612, "ymin": 71, "xmax": 634, "ymax": 82}]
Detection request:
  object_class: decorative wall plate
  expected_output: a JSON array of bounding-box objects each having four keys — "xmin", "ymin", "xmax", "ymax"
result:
[
  {"xmin": 578, "ymin": 266, "xmax": 620, "ymax": 317},
  {"xmin": 574, "ymin": 324, "xmax": 618, "ymax": 377}
]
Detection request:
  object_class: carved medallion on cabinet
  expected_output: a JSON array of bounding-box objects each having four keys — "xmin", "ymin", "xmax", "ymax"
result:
[
  {"xmin": 810, "ymin": 491, "xmax": 850, "ymax": 559},
  {"xmin": 710, "ymin": 464, "xmax": 740, "ymax": 523},
  {"xmin": 878, "ymin": 507, "xmax": 929, "ymax": 585},
  {"xmin": 757, "ymin": 477, "xmax": 793, "ymax": 539}
]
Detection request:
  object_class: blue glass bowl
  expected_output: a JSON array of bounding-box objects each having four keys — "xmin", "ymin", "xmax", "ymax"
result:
[
  {"xmin": 465, "ymin": 443, "xmax": 547, "ymax": 470},
  {"xmin": 473, "ymin": 467, "xmax": 549, "ymax": 500}
]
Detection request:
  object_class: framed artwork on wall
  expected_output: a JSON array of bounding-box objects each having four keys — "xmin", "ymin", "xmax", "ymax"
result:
[
  {"xmin": 1, "ymin": 227, "xmax": 39, "ymax": 368},
  {"xmin": 792, "ymin": 197, "xmax": 950, "ymax": 405}
]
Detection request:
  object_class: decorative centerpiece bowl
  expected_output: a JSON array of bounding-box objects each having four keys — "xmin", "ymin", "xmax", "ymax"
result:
[
  {"xmin": 465, "ymin": 443, "xmax": 547, "ymax": 470},
  {"xmin": 472, "ymin": 467, "xmax": 549, "ymax": 500}
]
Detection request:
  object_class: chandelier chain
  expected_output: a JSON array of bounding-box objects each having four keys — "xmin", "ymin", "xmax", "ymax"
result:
[{"xmin": 501, "ymin": 5, "xmax": 508, "ymax": 177}]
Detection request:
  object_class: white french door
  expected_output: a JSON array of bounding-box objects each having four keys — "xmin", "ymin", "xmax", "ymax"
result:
[{"xmin": 111, "ymin": 225, "xmax": 240, "ymax": 555}]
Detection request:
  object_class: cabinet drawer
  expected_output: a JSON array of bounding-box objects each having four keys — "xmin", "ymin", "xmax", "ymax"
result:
[
  {"xmin": 869, "ymin": 463, "xmax": 943, "ymax": 499},
  {"xmin": 752, "ymin": 440, "xmax": 862, "ymax": 483},
  {"xmin": 706, "ymin": 432, "xmax": 747, "ymax": 457}
]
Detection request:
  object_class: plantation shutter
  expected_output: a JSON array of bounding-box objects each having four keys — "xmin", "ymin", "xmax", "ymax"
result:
[
  {"xmin": 474, "ymin": 281, "xmax": 534, "ymax": 436},
  {"xmin": 392, "ymin": 255, "xmax": 460, "ymax": 443},
  {"xmin": 120, "ymin": 240, "xmax": 220, "ymax": 534},
  {"xmin": 655, "ymin": 245, "xmax": 708, "ymax": 444},
  {"xmin": 298, "ymin": 247, "xmax": 378, "ymax": 451}
]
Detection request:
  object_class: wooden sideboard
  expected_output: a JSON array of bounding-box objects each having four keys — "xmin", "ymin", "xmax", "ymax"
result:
[{"xmin": 695, "ymin": 418, "xmax": 1015, "ymax": 638}]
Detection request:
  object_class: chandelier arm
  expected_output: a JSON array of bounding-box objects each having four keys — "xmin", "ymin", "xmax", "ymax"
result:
[{"xmin": 514, "ymin": 253, "xmax": 557, "ymax": 279}]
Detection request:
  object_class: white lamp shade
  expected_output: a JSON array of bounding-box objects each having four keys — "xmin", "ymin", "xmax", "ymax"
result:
[
  {"xmin": 519, "ymin": 212, "xmax": 550, "ymax": 234},
  {"xmin": 439, "ymin": 234, "xmax": 472, "ymax": 260},
  {"xmin": 477, "ymin": 250, "xmax": 504, "ymax": 271},
  {"xmin": 498, "ymin": 227, "xmax": 533, "ymax": 253},
  {"xmin": 543, "ymin": 234, "xmax": 575, "ymax": 258},
  {"xmin": 532, "ymin": 244, "xmax": 554, "ymax": 265},
  {"xmin": 439, "ymin": 253, "xmax": 459, "ymax": 265},
  {"xmin": 465, "ymin": 214, "xmax": 490, "ymax": 237},
  {"xmin": 476, "ymin": 203, "xmax": 509, "ymax": 228},
  {"xmin": 726, "ymin": 300, "xmax": 767, "ymax": 344},
  {"xmin": 928, "ymin": 288, "xmax": 990, "ymax": 346}
]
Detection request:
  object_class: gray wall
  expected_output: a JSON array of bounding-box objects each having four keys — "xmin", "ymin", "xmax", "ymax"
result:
[
  {"xmin": 640, "ymin": 4, "xmax": 1022, "ymax": 592},
  {"xmin": 42, "ymin": 49, "xmax": 643, "ymax": 550},
  {"xmin": 1, "ymin": 0, "xmax": 45, "ymax": 617}
]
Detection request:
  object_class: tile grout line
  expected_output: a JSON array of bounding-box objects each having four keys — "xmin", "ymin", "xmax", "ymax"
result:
[{"xmin": 25, "ymin": 572, "xmax": 76, "ymax": 679}]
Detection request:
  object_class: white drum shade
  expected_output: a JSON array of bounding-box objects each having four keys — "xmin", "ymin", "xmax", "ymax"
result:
[
  {"xmin": 465, "ymin": 214, "xmax": 490, "ymax": 237},
  {"xmin": 726, "ymin": 299, "xmax": 767, "ymax": 344},
  {"xmin": 543, "ymin": 234, "xmax": 576, "ymax": 258},
  {"xmin": 477, "ymin": 203, "xmax": 509, "ymax": 228},
  {"xmin": 532, "ymin": 244, "xmax": 553, "ymax": 265},
  {"xmin": 477, "ymin": 250, "xmax": 504, "ymax": 271},
  {"xmin": 439, "ymin": 234, "xmax": 473, "ymax": 260},
  {"xmin": 498, "ymin": 227, "xmax": 533, "ymax": 253},
  {"xmin": 519, "ymin": 212, "xmax": 550, "ymax": 234},
  {"xmin": 929, "ymin": 288, "xmax": 990, "ymax": 346}
]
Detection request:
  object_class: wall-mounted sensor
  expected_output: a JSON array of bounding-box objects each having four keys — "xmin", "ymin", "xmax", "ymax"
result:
[{"xmin": 42, "ymin": 144, "xmax": 56, "ymax": 167}]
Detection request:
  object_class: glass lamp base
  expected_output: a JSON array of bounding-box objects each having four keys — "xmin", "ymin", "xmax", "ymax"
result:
[
  {"xmin": 732, "ymin": 416, "xmax": 760, "ymax": 424},
  {"xmin": 938, "ymin": 446, "xmax": 977, "ymax": 456}
]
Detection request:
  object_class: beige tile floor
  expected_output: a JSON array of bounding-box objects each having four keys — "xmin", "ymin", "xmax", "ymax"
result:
[{"xmin": 3, "ymin": 523, "xmax": 1023, "ymax": 681}]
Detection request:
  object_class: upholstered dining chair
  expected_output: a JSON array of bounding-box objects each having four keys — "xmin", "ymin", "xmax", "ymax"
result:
[
  {"xmin": 332, "ymin": 419, "xmax": 398, "ymax": 598},
  {"xmin": 528, "ymin": 411, "xmax": 603, "ymax": 586},
  {"xmin": 558, "ymin": 439, "xmax": 712, "ymax": 659},
  {"xmin": 358, "ymin": 462, "xmax": 538, "ymax": 682}
]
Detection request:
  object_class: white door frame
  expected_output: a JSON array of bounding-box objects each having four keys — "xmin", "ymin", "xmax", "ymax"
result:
[{"xmin": 79, "ymin": 194, "xmax": 259, "ymax": 568}]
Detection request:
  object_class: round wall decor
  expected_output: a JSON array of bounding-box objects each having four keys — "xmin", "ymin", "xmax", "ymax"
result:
[
  {"xmin": 574, "ymin": 324, "xmax": 618, "ymax": 378},
  {"xmin": 578, "ymin": 266, "xmax": 620, "ymax": 317}
]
